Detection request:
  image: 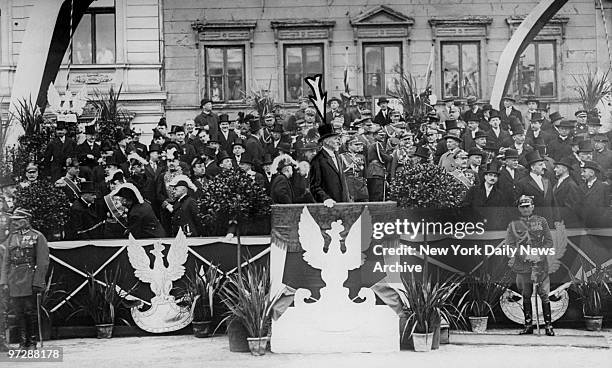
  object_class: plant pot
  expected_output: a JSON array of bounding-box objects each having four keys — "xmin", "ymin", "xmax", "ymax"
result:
[
  {"xmin": 95, "ymin": 324, "xmax": 113, "ymax": 339},
  {"xmin": 227, "ymin": 319, "xmax": 250, "ymax": 352},
  {"xmin": 411, "ymin": 332, "xmax": 433, "ymax": 352},
  {"xmin": 431, "ymin": 318, "xmax": 441, "ymax": 350},
  {"xmin": 469, "ymin": 316, "xmax": 489, "ymax": 333},
  {"xmin": 584, "ymin": 316, "xmax": 603, "ymax": 331},
  {"xmin": 247, "ymin": 337, "xmax": 269, "ymax": 356},
  {"xmin": 192, "ymin": 321, "xmax": 213, "ymax": 338}
]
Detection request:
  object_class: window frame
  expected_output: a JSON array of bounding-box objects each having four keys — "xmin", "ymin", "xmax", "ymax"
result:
[
  {"xmin": 440, "ymin": 41, "xmax": 482, "ymax": 99},
  {"xmin": 512, "ymin": 41, "xmax": 557, "ymax": 99},
  {"xmin": 69, "ymin": 7, "xmax": 116, "ymax": 65},
  {"xmin": 362, "ymin": 42, "xmax": 403, "ymax": 97},
  {"xmin": 282, "ymin": 43, "xmax": 325, "ymax": 103},
  {"xmin": 203, "ymin": 45, "xmax": 247, "ymax": 103}
]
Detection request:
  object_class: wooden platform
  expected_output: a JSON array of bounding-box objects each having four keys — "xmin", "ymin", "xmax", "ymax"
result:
[{"xmin": 450, "ymin": 329, "xmax": 610, "ymax": 349}]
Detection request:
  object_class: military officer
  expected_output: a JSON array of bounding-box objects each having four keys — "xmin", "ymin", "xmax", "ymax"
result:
[
  {"xmin": 0, "ymin": 208, "xmax": 50, "ymax": 349},
  {"xmin": 504, "ymin": 196, "xmax": 555, "ymax": 336}
]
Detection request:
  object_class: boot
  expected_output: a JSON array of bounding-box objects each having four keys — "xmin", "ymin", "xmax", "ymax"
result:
[
  {"xmin": 17, "ymin": 316, "xmax": 28, "ymax": 349},
  {"xmin": 26, "ymin": 313, "xmax": 38, "ymax": 350},
  {"xmin": 0, "ymin": 321, "xmax": 8, "ymax": 352},
  {"xmin": 542, "ymin": 302, "xmax": 555, "ymax": 336},
  {"xmin": 519, "ymin": 299, "xmax": 534, "ymax": 335}
]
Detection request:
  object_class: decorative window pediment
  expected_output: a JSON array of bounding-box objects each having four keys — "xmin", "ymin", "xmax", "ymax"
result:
[
  {"xmin": 429, "ymin": 16, "xmax": 492, "ymax": 38},
  {"xmin": 192, "ymin": 20, "xmax": 257, "ymax": 45},
  {"xmin": 270, "ymin": 19, "xmax": 335, "ymax": 44},
  {"xmin": 350, "ymin": 5, "xmax": 414, "ymax": 42},
  {"xmin": 506, "ymin": 16, "xmax": 569, "ymax": 39}
]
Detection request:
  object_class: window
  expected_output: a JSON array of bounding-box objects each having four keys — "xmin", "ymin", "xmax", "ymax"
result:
[
  {"xmin": 363, "ymin": 43, "xmax": 402, "ymax": 96},
  {"xmin": 441, "ymin": 42, "xmax": 480, "ymax": 99},
  {"xmin": 67, "ymin": 8, "xmax": 116, "ymax": 64},
  {"xmin": 205, "ymin": 46, "xmax": 245, "ymax": 102},
  {"xmin": 284, "ymin": 45, "xmax": 324, "ymax": 102},
  {"xmin": 511, "ymin": 42, "xmax": 556, "ymax": 98}
]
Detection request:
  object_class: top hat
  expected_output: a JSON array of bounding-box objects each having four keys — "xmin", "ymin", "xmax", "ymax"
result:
[
  {"xmin": 239, "ymin": 154, "xmax": 254, "ymax": 166},
  {"xmin": 578, "ymin": 140, "xmax": 594, "ymax": 153},
  {"xmin": 511, "ymin": 124, "xmax": 525, "ymax": 136},
  {"xmin": 317, "ymin": 124, "xmax": 339, "ymax": 143},
  {"xmin": 445, "ymin": 120, "xmax": 460, "ymax": 131},
  {"xmin": 328, "ymin": 97, "xmax": 342, "ymax": 105},
  {"xmin": 530, "ymin": 112, "xmax": 544, "ymax": 122},
  {"xmin": 10, "ymin": 207, "xmax": 32, "ymax": 219},
  {"xmin": 581, "ymin": 160, "xmax": 602, "ymax": 173},
  {"xmin": 549, "ymin": 112, "xmax": 563, "ymax": 123},
  {"xmin": 467, "ymin": 147, "xmax": 485, "ymax": 157},
  {"xmin": 201, "ymin": 146, "xmax": 217, "ymax": 159},
  {"xmin": 483, "ymin": 162, "xmax": 501, "ymax": 175},
  {"xmin": 484, "ymin": 140, "xmax": 499, "ymax": 152},
  {"xmin": 149, "ymin": 143, "xmax": 161, "ymax": 153},
  {"xmin": 219, "ymin": 114, "xmax": 230, "ymax": 123},
  {"xmin": 377, "ymin": 97, "xmax": 390, "ymax": 105},
  {"xmin": 503, "ymin": 148, "xmax": 519, "ymax": 159},
  {"xmin": 263, "ymin": 154, "xmax": 273, "ymax": 166},
  {"xmin": 84, "ymin": 124, "xmax": 96, "ymax": 135},
  {"xmin": 272, "ymin": 124, "xmax": 284, "ymax": 133},
  {"xmin": 80, "ymin": 181, "xmax": 98, "ymax": 193},
  {"xmin": 525, "ymin": 150, "xmax": 546, "ymax": 165},
  {"xmin": 216, "ymin": 150, "xmax": 232, "ymax": 163},
  {"xmin": 56, "ymin": 121, "xmax": 68, "ymax": 130},
  {"xmin": 554, "ymin": 156, "xmax": 575, "ymax": 170},
  {"xmin": 249, "ymin": 118, "xmax": 262, "ymax": 133},
  {"xmin": 474, "ymin": 131, "xmax": 488, "ymax": 140},
  {"xmin": 232, "ymin": 138, "xmax": 245, "ymax": 148},
  {"xmin": 463, "ymin": 110, "xmax": 480, "ymax": 122},
  {"xmin": 489, "ymin": 110, "xmax": 501, "ymax": 120},
  {"xmin": 277, "ymin": 141, "xmax": 294, "ymax": 153}
]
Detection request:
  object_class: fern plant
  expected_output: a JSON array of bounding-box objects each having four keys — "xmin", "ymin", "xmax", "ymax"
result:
[
  {"xmin": 571, "ymin": 68, "xmax": 612, "ymax": 111},
  {"xmin": 89, "ymin": 84, "xmax": 133, "ymax": 144}
]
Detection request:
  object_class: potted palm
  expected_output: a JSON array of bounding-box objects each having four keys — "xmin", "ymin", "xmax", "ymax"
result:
[
  {"xmin": 461, "ymin": 273, "xmax": 508, "ymax": 333},
  {"xmin": 220, "ymin": 264, "xmax": 281, "ymax": 356},
  {"xmin": 399, "ymin": 274, "xmax": 464, "ymax": 352},
  {"xmin": 69, "ymin": 268, "xmax": 138, "ymax": 338},
  {"xmin": 39, "ymin": 268, "xmax": 72, "ymax": 340},
  {"xmin": 571, "ymin": 264, "xmax": 611, "ymax": 331},
  {"xmin": 182, "ymin": 265, "xmax": 225, "ymax": 337}
]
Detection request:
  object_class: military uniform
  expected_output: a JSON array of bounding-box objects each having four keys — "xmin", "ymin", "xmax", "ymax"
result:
[
  {"xmin": 0, "ymin": 242, "xmax": 7, "ymax": 351},
  {"xmin": 505, "ymin": 202, "xmax": 554, "ymax": 336},
  {"xmin": 0, "ymin": 217, "xmax": 50, "ymax": 348}
]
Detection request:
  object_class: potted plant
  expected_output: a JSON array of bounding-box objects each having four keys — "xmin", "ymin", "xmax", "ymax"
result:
[
  {"xmin": 219, "ymin": 264, "xmax": 281, "ymax": 356},
  {"xmin": 461, "ymin": 273, "xmax": 508, "ymax": 333},
  {"xmin": 571, "ymin": 264, "xmax": 611, "ymax": 331},
  {"xmin": 399, "ymin": 274, "xmax": 464, "ymax": 352},
  {"xmin": 88, "ymin": 84, "xmax": 134, "ymax": 144},
  {"xmin": 182, "ymin": 264, "xmax": 225, "ymax": 337},
  {"xmin": 69, "ymin": 268, "xmax": 138, "ymax": 338},
  {"xmin": 39, "ymin": 268, "xmax": 72, "ymax": 340},
  {"xmin": 14, "ymin": 180, "xmax": 70, "ymax": 240}
]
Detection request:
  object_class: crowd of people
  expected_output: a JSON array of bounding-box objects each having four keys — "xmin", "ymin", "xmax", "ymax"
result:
[{"xmin": 1, "ymin": 93, "xmax": 611, "ymax": 240}]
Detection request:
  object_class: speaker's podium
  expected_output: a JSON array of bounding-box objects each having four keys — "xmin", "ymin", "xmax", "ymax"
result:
[{"xmin": 269, "ymin": 203, "xmax": 401, "ymax": 353}]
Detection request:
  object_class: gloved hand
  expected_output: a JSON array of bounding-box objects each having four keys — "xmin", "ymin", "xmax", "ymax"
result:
[{"xmin": 323, "ymin": 199, "xmax": 336, "ymax": 208}]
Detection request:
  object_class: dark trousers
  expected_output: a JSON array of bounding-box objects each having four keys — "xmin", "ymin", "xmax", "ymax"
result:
[
  {"xmin": 367, "ymin": 178, "xmax": 385, "ymax": 202},
  {"xmin": 516, "ymin": 273, "xmax": 552, "ymax": 325},
  {"xmin": 11, "ymin": 295, "xmax": 38, "ymax": 347}
]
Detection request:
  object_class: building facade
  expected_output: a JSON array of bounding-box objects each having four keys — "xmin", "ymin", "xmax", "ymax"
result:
[
  {"xmin": 163, "ymin": 0, "xmax": 612, "ymax": 126},
  {"xmin": 0, "ymin": 0, "xmax": 165, "ymax": 138}
]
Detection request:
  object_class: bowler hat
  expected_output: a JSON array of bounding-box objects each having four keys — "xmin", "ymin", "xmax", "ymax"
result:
[
  {"xmin": 272, "ymin": 124, "xmax": 284, "ymax": 133},
  {"xmin": 503, "ymin": 95, "xmax": 516, "ymax": 103},
  {"xmin": 525, "ymin": 97, "xmax": 539, "ymax": 105},
  {"xmin": 554, "ymin": 157, "xmax": 575, "ymax": 170},
  {"xmin": 377, "ymin": 97, "xmax": 390, "ymax": 105},
  {"xmin": 525, "ymin": 150, "xmax": 545, "ymax": 165},
  {"xmin": 216, "ymin": 151, "xmax": 232, "ymax": 163},
  {"xmin": 443, "ymin": 132, "xmax": 462, "ymax": 143},
  {"xmin": 578, "ymin": 141, "xmax": 594, "ymax": 153},
  {"xmin": 483, "ymin": 162, "xmax": 501, "ymax": 175},
  {"xmin": 503, "ymin": 148, "xmax": 519, "ymax": 160},
  {"xmin": 474, "ymin": 131, "xmax": 488, "ymax": 140},
  {"xmin": 558, "ymin": 119, "xmax": 576, "ymax": 129},
  {"xmin": 413, "ymin": 146, "xmax": 431, "ymax": 159},
  {"xmin": 549, "ymin": 112, "xmax": 563, "ymax": 123},
  {"xmin": 489, "ymin": 110, "xmax": 501, "ymax": 120},
  {"xmin": 85, "ymin": 124, "xmax": 96, "ymax": 135},
  {"xmin": 466, "ymin": 96, "xmax": 478, "ymax": 105},
  {"xmin": 482, "ymin": 103, "xmax": 493, "ymax": 112},
  {"xmin": 328, "ymin": 97, "xmax": 342, "ymax": 105},
  {"xmin": 468, "ymin": 147, "xmax": 485, "ymax": 157},
  {"xmin": 277, "ymin": 141, "xmax": 294, "ymax": 153},
  {"xmin": 149, "ymin": 144, "xmax": 161, "ymax": 153},
  {"xmin": 581, "ymin": 160, "xmax": 602, "ymax": 173},
  {"xmin": 530, "ymin": 112, "xmax": 544, "ymax": 122}
]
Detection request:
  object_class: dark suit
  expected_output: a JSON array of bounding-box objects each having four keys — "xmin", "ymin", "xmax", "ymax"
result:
[
  {"xmin": 217, "ymin": 130, "xmax": 239, "ymax": 156},
  {"xmin": 133, "ymin": 141, "xmax": 148, "ymax": 159},
  {"xmin": 194, "ymin": 111, "xmax": 219, "ymax": 141},
  {"xmin": 205, "ymin": 161, "xmax": 221, "ymax": 178},
  {"xmin": 310, "ymin": 149, "xmax": 350, "ymax": 202},
  {"xmin": 547, "ymin": 136, "xmax": 573, "ymax": 162},
  {"xmin": 76, "ymin": 141, "xmax": 101, "ymax": 181},
  {"xmin": 580, "ymin": 179, "xmax": 611, "ymax": 228},
  {"xmin": 66, "ymin": 198, "xmax": 103, "ymax": 240},
  {"xmin": 270, "ymin": 173, "xmax": 295, "ymax": 204},
  {"xmin": 462, "ymin": 183, "xmax": 511, "ymax": 229},
  {"xmin": 515, "ymin": 174, "xmax": 556, "ymax": 224},
  {"xmin": 44, "ymin": 137, "xmax": 76, "ymax": 180},
  {"xmin": 127, "ymin": 202, "xmax": 166, "ymax": 239},
  {"xmin": 178, "ymin": 142, "xmax": 197, "ymax": 165},
  {"xmin": 245, "ymin": 135, "xmax": 265, "ymax": 167},
  {"xmin": 374, "ymin": 108, "xmax": 393, "ymax": 126},
  {"xmin": 172, "ymin": 195, "xmax": 203, "ymax": 237},
  {"xmin": 553, "ymin": 176, "xmax": 584, "ymax": 228},
  {"xmin": 486, "ymin": 128, "xmax": 512, "ymax": 150},
  {"xmin": 525, "ymin": 129, "xmax": 551, "ymax": 148},
  {"xmin": 500, "ymin": 107, "xmax": 523, "ymax": 130}
]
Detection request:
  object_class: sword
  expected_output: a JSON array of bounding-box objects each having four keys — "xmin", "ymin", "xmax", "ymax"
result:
[{"xmin": 36, "ymin": 293, "xmax": 43, "ymax": 348}]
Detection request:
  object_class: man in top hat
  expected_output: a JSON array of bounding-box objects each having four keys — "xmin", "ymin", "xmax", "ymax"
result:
[
  {"xmin": 525, "ymin": 112, "xmax": 551, "ymax": 148},
  {"xmin": 524, "ymin": 97, "xmax": 540, "ymax": 127},
  {"xmin": 498, "ymin": 148, "xmax": 527, "ymax": 195},
  {"xmin": 592, "ymin": 134, "xmax": 612, "ymax": 182},
  {"xmin": 486, "ymin": 110, "xmax": 511, "ymax": 150},
  {"xmin": 245, "ymin": 118, "xmax": 266, "ymax": 168},
  {"xmin": 194, "ymin": 98, "xmax": 219, "ymax": 140},
  {"xmin": 374, "ymin": 97, "xmax": 393, "ymax": 126},
  {"xmin": 544, "ymin": 111, "xmax": 564, "ymax": 137},
  {"xmin": 168, "ymin": 175, "xmax": 203, "ymax": 237},
  {"xmin": 111, "ymin": 183, "xmax": 165, "ymax": 239},
  {"xmin": 0, "ymin": 208, "xmax": 49, "ymax": 349},
  {"xmin": 44, "ymin": 121, "xmax": 77, "ymax": 181},
  {"xmin": 547, "ymin": 119, "xmax": 575, "ymax": 161},
  {"xmin": 505, "ymin": 195, "xmax": 555, "ymax": 336},
  {"xmin": 76, "ymin": 124, "xmax": 101, "ymax": 181},
  {"xmin": 218, "ymin": 151, "xmax": 234, "ymax": 171},
  {"xmin": 231, "ymin": 138, "xmax": 247, "ymax": 167},
  {"xmin": 505, "ymin": 122, "xmax": 534, "ymax": 168},
  {"xmin": 462, "ymin": 114, "xmax": 485, "ymax": 151},
  {"xmin": 500, "ymin": 95, "xmax": 523, "ymax": 130},
  {"xmin": 268, "ymin": 123, "xmax": 286, "ymax": 157},
  {"xmin": 515, "ymin": 150, "xmax": 556, "ymax": 224},
  {"xmin": 462, "ymin": 162, "xmax": 511, "ymax": 229},
  {"xmin": 270, "ymin": 156, "xmax": 296, "ymax": 204},
  {"xmin": 310, "ymin": 124, "xmax": 350, "ymax": 205},
  {"xmin": 65, "ymin": 181, "xmax": 104, "ymax": 240},
  {"xmin": 552, "ymin": 157, "xmax": 583, "ymax": 228},
  {"xmin": 461, "ymin": 96, "xmax": 482, "ymax": 123},
  {"xmin": 238, "ymin": 155, "xmax": 266, "ymax": 188},
  {"xmin": 580, "ymin": 161, "xmax": 611, "ymax": 227}
]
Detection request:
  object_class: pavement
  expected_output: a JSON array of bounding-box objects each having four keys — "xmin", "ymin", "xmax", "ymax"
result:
[{"xmin": 1, "ymin": 330, "xmax": 611, "ymax": 368}]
